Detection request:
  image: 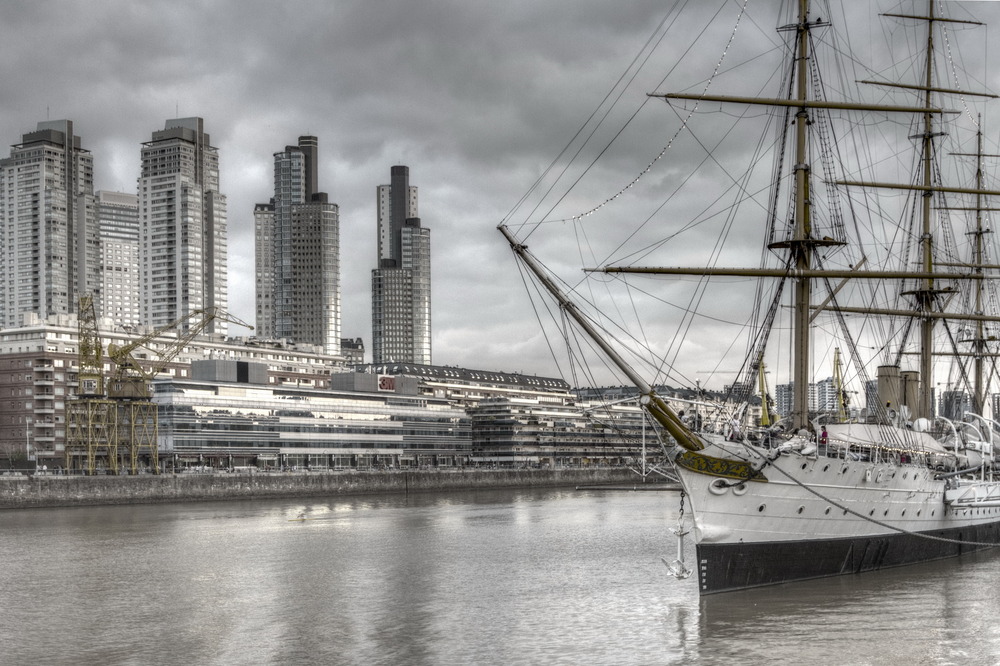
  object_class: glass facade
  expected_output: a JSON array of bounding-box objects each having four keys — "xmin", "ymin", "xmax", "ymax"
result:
[
  {"xmin": 468, "ymin": 397, "xmax": 646, "ymax": 467},
  {"xmin": 155, "ymin": 377, "xmax": 470, "ymax": 469},
  {"xmin": 372, "ymin": 166, "xmax": 431, "ymax": 364},
  {"xmin": 256, "ymin": 137, "xmax": 340, "ymax": 354}
]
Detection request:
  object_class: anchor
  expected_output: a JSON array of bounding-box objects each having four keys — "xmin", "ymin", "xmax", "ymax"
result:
[{"xmin": 663, "ymin": 491, "xmax": 692, "ymax": 579}]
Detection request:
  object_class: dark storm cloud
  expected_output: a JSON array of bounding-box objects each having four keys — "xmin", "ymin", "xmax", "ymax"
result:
[
  {"xmin": 3, "ymin": 1, "xmax": 999, "ymax": 388},
  {"xmin": 0, "ymin": 0, "xmax": 674, "ymax": 378}
]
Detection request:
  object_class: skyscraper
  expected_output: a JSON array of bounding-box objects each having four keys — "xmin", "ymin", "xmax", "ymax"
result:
[
  {"xmin": 253, "ymin": 201, "xmax": 275, "ymax": 340},
  {"xmin": 0, "ymin": 120, "xmax": 98, "ymax": 328},
  {"xmin": 371, "ymin": 165, "xmax": 431, "ymax": 364},
  {"xmin": 139, "ymin": 117, "xmax": 227, "ymax": 333},
  {"xmin": 254, "ymin": 136, "xmax": 340, "ymax": 354},
  {"xmin": 96, "ymin": 190, "xmax": 140, "ymax": 328}
]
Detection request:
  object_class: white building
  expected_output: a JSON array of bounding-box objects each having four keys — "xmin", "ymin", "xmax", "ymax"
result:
[
  {"xmin": 0, "ymin": 120, "xmax": 98, "ymax": 328},
  {"xmin": 775, "ymin": 381, "xmax": 820, "ymax": 416},
  {"xmin": 96, "ymin": 190, "xmax": 140, "ymax": 328},
  {"xmin": 139, "ymin": 117, "xmax": 227, "ymax": 333}
]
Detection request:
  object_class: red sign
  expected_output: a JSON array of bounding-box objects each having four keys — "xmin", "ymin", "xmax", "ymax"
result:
[{"xmin": 378, "ymin": 375, "xmax": 395, "ymax": 392}]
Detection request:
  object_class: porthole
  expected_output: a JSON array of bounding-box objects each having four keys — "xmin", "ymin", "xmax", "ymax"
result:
[
  {"xmin": 733, "ymin": 483, "xmax": 748, "ymax": 496},
  {"xmin": 823, "ymin": 465, "xmax": 829, "ymax": 472},
  {"xmin": 869, "ymin": 510, "xmax": 875, "ymax": 516},
  {"xmin": 917, "ymin": 510, "xmax": 921, "ymax": 517},
  {"xmin": 901, "ymin": 510, "xmax": 906, "ymax": 517},
  {"xmin": 883, "ymin": 510, "xmax": 889, "ymax": 517},
  {"xmin": 841, "ymin": 466, "xmax": 849, "ymax": 474},
  {"xmin": 801, "ymin": 463, "xmax": 808, "ymax": 470},
  {"xmin": 758, "ymin": 504, "xmax": 766, "ymax": 513},
  {"xmin": 824, "ymin": 507, "xmax": 831, "ymax": 515},
  {"xmin": 797, "ymin": 506, "xmax": 805, "ymax": 514}
]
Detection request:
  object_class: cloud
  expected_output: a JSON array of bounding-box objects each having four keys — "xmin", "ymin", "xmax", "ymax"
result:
[{"xmin": 3, "ymin": 0, "xmax": 999, "ymax": 396}]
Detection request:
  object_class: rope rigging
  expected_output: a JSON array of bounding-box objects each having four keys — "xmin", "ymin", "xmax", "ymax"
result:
[{"xmin": 767, "ymin": 456, "xmax": 1000, "ymax": 548}]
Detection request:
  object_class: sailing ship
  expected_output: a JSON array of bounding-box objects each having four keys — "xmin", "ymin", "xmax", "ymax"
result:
[{"xmin": 500, "ymin": 0, "xmax": 1000, "ymax": 594}]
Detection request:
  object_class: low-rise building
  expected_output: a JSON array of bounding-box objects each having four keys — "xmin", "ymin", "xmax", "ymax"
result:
[
  {"xmin": 0, "ymin": 317, "xmax": 658, "ymax": 473},
  {"xmin": 468, "ymin": 396, "xmax": 647, "ymax": 467},
  {"xmin": 156, "ymin": 360, "xmax": 469, "ymax": 471},
  {"xmin": 0, "ymin": 314, "xmax": 349, "ymax": 469}
]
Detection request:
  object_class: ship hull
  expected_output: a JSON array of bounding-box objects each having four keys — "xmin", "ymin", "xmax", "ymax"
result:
[
  {"xmin": 673, "ymin": 437, "xmax": 1000, "ymax": 594},
  {"xmin": 696, "ymin": 519, "xmax": 1000, "ymax": 594}
]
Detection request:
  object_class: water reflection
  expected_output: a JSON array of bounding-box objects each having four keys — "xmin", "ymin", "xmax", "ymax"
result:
[
  {"xmin": 698, "ymin": 550, "xmax": 1000, "ymax": 665},
  {"xmin": 2, "ymin": 489, "xmax": 999, "ymax": 665}
]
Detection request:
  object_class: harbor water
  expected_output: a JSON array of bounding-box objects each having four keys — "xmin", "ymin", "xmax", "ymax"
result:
[{"xmin": 2, "ymin": 487, "xmax": 999, "ymax": 665}]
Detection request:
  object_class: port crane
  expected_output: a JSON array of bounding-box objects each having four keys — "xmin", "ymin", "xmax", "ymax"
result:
[
  {"xmin": 67, "ymin": 301, "xmax": 251, "ymax": 475},
  {"xmin": 107, "ymin": 307, "xmax": 252, "ymax": 399},
  {"xmin": 66, "ymin": 295, "xmax": 118, "ymax": 474},
  {"xmin": 106, "ymin": 307, "xmax": 252, "ymax": 474}
]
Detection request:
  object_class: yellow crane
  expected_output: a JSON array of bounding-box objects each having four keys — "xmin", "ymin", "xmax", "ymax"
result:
[
  {"xmin": 833, "ymin": 347, "xmax": 850, "ymax": 422},
  {"xmin": 758, "ymin": 363, "xmax": 778, "ymax": 428},
  {"xmin": 66, "ymin": 295, "xmax": 118, "ymax": 474},
  {"xmin": 106, "ymin": 307, "xmax": 253, "ymax": 474},
  {"xmin": 107, "ymin": 307, "xmax": 252, "ymax": 400}
]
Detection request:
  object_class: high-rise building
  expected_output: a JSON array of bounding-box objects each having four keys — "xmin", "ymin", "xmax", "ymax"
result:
[
  {"xmin": 816, "ymin": 376, "xmax": 836, "ymax": 412},
  {"xmin": 253, "ymin": 201, "xmax": 275, "ymax": 340},
  {"xmin": 139, "ymin": 117, "xmax": 227, "ymax": 333},
  {"xmin": 96, "ymin": 190, "xmax": 140, "ymax": 328},
  {"xmin": 371, "ymin": 165, "xmax": 431, "ymax": 364},
  {"xmin": 775, "ymin": 381, "xmax": 819, "ymax": 416},
  {"xmin": 254, "ymin": 136, "xmax": 340, "ymax": 354},
  {"xmin": 940, "ymin": 390, "xmax": 970, "ymax": 421},
  {"xmin": 0, "ymin": 120, "xmax": 98, "ymax": 328}
]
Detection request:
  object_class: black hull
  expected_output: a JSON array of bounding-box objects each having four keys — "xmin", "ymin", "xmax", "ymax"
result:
[{"xmin": 697, "ymin": 520, "xmax": 1000, "ymax": 594}]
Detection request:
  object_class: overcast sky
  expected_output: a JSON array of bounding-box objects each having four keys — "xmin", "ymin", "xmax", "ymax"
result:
[{"xmin": 5, "ymin": 1, "xmax": 1000, "ymax": 391}]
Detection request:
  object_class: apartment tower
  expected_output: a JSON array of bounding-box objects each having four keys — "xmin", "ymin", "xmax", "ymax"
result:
[
  {"xmin": 254, "ymin": 136, "xmax": 340, "ymax": 354},
  {"xmin": 0, "ymin": 120, "xmax": 98, "ymax": 328},
  {"xmin": 139, "ymin": 117, "xmax": 227, "ymax": 333},
  {"xmin": 96, "ymin": 190, "xmax": 140, "ymax": 328},
  {"xmin": 371, "ymin": 165, "xmax": 431, "ymax": 364}
]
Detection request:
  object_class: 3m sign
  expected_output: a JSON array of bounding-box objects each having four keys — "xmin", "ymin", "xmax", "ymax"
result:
[{"xmin": 377, "ymin": 375, "xmax": 396, "ymax": 392}]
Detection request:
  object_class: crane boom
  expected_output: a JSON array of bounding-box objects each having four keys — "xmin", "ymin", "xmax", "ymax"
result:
[{"xmin": 107, "ymin": 307, "xmax": 253, "ymax": 399}]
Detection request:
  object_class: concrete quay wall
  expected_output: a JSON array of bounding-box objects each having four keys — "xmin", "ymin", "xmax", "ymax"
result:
[{"xmin": 0, "ymin": 468, "xmax": 646, "ymax": 509}]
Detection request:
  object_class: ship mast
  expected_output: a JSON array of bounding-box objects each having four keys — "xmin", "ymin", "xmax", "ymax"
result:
[
  {"xmin": 972, "ymin": 124, "xmax": 988, "ymax": 415},
  {"xmin": 969, "ymin": 122, "xmax": 992, "ymax": 414},
  {"xmin": 948, "ymin": 117, "xmax": 1000, "ymax": 415},
  {"xmin": 789, "ymin": 0, "xmax": 814, "ymax": 431},
  {"xmin": 522, "ymin": 0, "xmax": 1000, "ymax": 432},
  {"xmin": 850, "ymin": 3, "xmax": 994, "ymax": 418},
  {"xmin": 915, "ymin": 0, "xmax": 942, "ymax": 420},
  {"xmin": 606, "ymin": 1, "xmax": 1000, "ymax": 429}
]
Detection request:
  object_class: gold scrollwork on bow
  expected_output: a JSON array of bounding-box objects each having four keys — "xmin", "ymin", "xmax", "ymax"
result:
[{"xmin": 675, "ymin": 450, "xmax": 768, "ymax": 482}]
